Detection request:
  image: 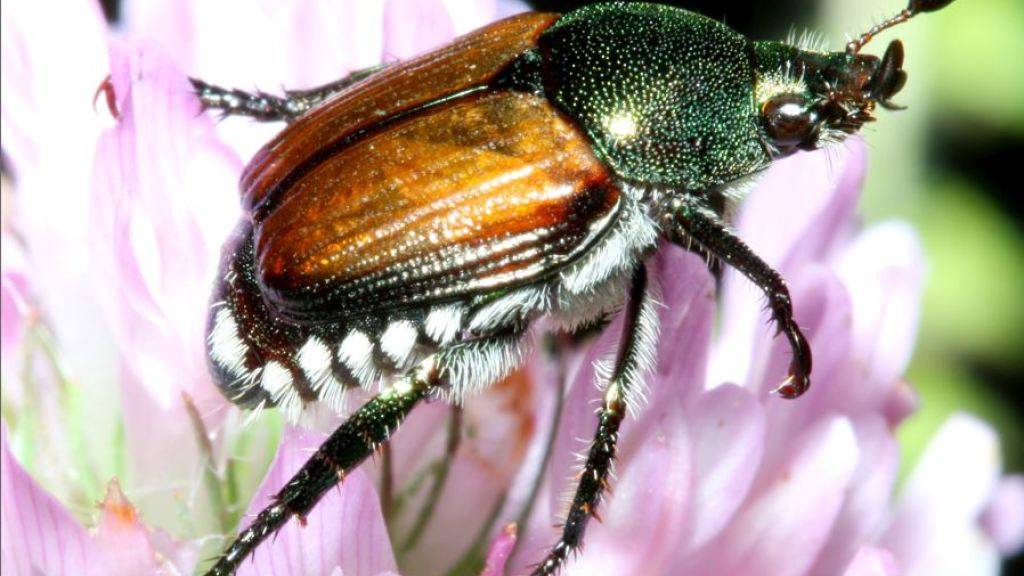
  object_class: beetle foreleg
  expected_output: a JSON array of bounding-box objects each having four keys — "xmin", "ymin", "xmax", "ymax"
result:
[
  {"xmin": 203, "ymin": 354, "xmax": 440, "ymax": 576},
  {"xmin": 665, "ymin": 195, "xmax": 812, "ymax": 398},
  {"xmin": 532, "ymin": 264, "xmax": 657, "ymax": 576},
  {"xmin": 191, "ymin": 64, "xmax": 387, "ymax": 122}
]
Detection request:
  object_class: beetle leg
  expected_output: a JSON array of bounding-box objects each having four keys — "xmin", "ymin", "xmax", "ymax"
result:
[
  {"xmin": 532, "ymin": 264, "xmax": 656, "ymax": 576},
  {"xmin": 203, "ymin": 354, "xmax": 440, "ymax": 576},
  {"xmin": 191, "ymin": 64, "xmax": 388, "ymax": 122},
  {"xmin": 665, "ymin": 196, "xmax": 812, "ymax": 398}
]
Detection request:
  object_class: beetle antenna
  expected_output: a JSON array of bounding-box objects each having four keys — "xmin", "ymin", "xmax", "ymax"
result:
[{"xmin": 846, "ymin": 0, "xmax": 957, "ymax": 54}]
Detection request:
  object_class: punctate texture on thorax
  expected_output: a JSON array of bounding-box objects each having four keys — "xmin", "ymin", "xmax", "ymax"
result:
[{"xmin": 538, "ymin": 3, "xmax": 769, "ymax": 190}]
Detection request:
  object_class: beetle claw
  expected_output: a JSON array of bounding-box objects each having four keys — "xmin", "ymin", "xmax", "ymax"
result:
[
  {"xmin": 773, "ymin": 370, "xmax": 810, "ymax": 399},
  {"xmin": 93, "ymin": 75, "xmax": 119, "ymax": 120}
]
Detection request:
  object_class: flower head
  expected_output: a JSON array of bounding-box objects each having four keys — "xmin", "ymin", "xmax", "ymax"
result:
[{"xmin": 1, "ymin": 1, "xmax": 1021, "ymax": 576}]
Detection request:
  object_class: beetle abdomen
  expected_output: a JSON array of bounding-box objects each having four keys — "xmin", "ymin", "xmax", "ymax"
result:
[
  {"xmin": 206, "ymin": 181, "xmax": 661, "ymax": 418},
  {"xmin": 207, "ymin": 223, "xmax": 454, "ymax": 418}
]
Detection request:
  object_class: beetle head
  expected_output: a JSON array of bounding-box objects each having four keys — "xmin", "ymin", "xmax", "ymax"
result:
[
  {"xmin": 539, "ymin": 1, "xmax": 956, "ymax": 187},
  {"xmin": 753, "ymin": 0, "xmax": 956, "ymax": 157}
]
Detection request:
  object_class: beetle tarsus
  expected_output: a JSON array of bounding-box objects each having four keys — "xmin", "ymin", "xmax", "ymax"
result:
[
  {"xmin": 190, "ymin": 64, "xmax": 388, "ymax": 123},
  {"xmin": 202, "ymin": 357, "xmax": 440, "ymax": 576}
]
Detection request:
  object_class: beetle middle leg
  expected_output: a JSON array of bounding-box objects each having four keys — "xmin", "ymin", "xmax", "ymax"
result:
[
  {"xmin": 191, "ymin": 64, "xmax": 387, "ymax": 122},
  {"xmin": 532, "ymin": 264, "xmax": 657, "ymax": 576},
  {"xmin": 203, "ymin": 353, "xmax": 440, "ymax": 576},
  {"xmin": 665, "ymin": 195, "xmax": 812, "ymax": 398}
]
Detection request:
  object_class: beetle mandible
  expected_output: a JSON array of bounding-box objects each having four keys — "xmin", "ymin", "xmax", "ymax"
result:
[{"xmin": 195, "ymin": 1, "xmax": 958, "ymax": 574}]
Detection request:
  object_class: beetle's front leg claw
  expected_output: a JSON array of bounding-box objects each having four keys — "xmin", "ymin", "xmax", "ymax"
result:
[{"xmin": 771, "ymin": 308, "xmax": 812, "ymax": 399}]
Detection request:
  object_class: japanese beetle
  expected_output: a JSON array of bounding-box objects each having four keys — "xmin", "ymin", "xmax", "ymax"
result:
[{"xmin": 196, "ymin": 1, "xmax": 957, "ymax": 574}]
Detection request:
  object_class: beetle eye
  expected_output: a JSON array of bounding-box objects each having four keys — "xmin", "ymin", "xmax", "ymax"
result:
[{"xmin": 761, "ymin": 94, "xmax": 819, "ymax": 148}]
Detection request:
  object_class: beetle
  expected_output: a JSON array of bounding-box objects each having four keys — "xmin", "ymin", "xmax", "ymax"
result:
[{"xmin": 195, "ymin": 1, "xmax": 957, "ymax": 574}]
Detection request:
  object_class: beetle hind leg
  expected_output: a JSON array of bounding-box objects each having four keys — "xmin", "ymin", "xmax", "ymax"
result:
[
  {"xmin": 191, "ymin": 64, "xmax": 387, "ymax": 122},
  {"xmin": 531, "ymin": 264, "xmax": 658, "ymax": 576},
  {"xmin": 203, "ymin": 355, "xmax": 441, "ymax": 576}
]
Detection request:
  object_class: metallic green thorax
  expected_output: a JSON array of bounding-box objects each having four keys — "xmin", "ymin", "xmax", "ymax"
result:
[{"xmin": 539, "ymin": 2, "xmax": 769, "ymax": 191}]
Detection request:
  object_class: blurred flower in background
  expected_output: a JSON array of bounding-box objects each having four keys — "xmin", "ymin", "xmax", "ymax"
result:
[{"xmin": 1, "ymin": 1, "xmax": 1022, "ymax": 576}]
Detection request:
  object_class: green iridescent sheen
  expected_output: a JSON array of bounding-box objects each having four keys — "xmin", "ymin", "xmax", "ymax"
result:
[{"xmin": 539, "ymin": 2, "xmax": 770, "ymax": 190}]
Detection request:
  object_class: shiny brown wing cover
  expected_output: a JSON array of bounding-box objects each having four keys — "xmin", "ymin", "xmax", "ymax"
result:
[
  {"xmin": 254, "ymin": 90, "xmax": 620, "ymax": 323},
  {"xmin": 242, "ymin": 11, "xmax": 561, "ymax": 216}
]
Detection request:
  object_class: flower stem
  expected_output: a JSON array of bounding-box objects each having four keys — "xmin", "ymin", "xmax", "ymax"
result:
[
  {"xmin": 508, "ymin": 337, "xmax": 568, "ymax": 566},
  {"xmin": 181, "ymin": 391, "xmax": 231, "ymax": 533},
  {"xmin": 444, "ymin": 493, "xmax": 508, "ymax": 576},
  {"xmin": 401, "ymin": 404, "xmax": 463, "ymax": 551},
  {"xmin": 381, "ymin": 441, "xmax": 395, "ymax": 522}
]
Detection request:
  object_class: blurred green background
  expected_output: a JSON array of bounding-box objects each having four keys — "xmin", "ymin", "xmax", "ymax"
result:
[{"xmin": 92, "ymin": 0, "xmax": 1024, "ymax": 569}]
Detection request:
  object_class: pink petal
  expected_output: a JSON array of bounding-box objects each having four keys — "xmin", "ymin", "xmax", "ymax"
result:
[
  {"xmin": 1, "ymin": 0, "xmax": 119, "ymax": 432},
  {"xmin": 809, "ymin": 416, "xmax": 899, "ymax": 576},
  {"xmin": 736, "ymin": 139, "xmax": 867, "ymax": 270},
  {"xmin": 676, "ymin": 384, "xmax": 765, "ymax": 553},
  {"xmin": 495, "ymin": 0, "xmax": 531, "ymax": 18},
  {"xmin": 882, "ymin": 414, "xmax": 1002, "ymax": 576},
  {"xmin": 93, "ymin": 40, "xmax": 240, "ymax": 339},
  {"xmin": 681, "ymin": 416, "xmax": 859, "ymax": 576},
  {"xmin": 0, "ymin": 238, "xmax": 85, "ymax": 504},
  {"xmin": 841, "ymin": 546, "xmax": 900, "ymax": 576},
  {"xmin": 880, "ymin": 380, "xmax": 918, "ymax": 429},
  {"xmin": 650, "ymin": 243, "xmax": 716, "ymax": 401},
  {"xmin": 0, "ymin": 260, "xmax": 30, "ymax": 352},
  {"xmin": 0, "ymin": 233, "xmax": 33, "ymax": 387},
  {"xmin": 440, "ymin": 0, "xmax": 500, "ymax": 32},
  {"xmin": 238, "ymin": 426, "xmax": 398, "ymax": 576},
  {"xmin": 486, "ymin": 354, "xmax": 572, "ymax": 572},
  {"xmin": 90, "ymin": 39, "xmax": 241, "ymax": 532},
  {"xmin": 120, "ymin": 0, "xmax": 197, "ymax": 73},
  {"xmin": 481, "ymin": 523, "xmax": 518, "ymax": 576},
  {"xmin": 1, "ymin": 425, "xmax": 105, "ymax": 576},
  {"xmin": 511, "ymin": 338, "xmax": 604, "ymax": 572},
  {"xmin": 383, "ymin": 0, "xmax": 456, "ymax": 60},
  {"xmin": 1, "ymin": 0, "xmax": 108, "ymax": 175},
  {"xmin": 146, "ymin": 1, "xmax": 379, "ymax": 87},
  {"xmin": 91, "ymin": 479, "xmax": 197, "ymax": 576},
  {"xmin": 290, "ymin": 1, "xmax": 388, "ymax": 84},
  {"xmin": 981, "ymin": 475, "xmax": 1024, "ymax": 555},
  {"xmin": 832, "ymin": 222, "xmax": 926, "ymax": 418}
]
